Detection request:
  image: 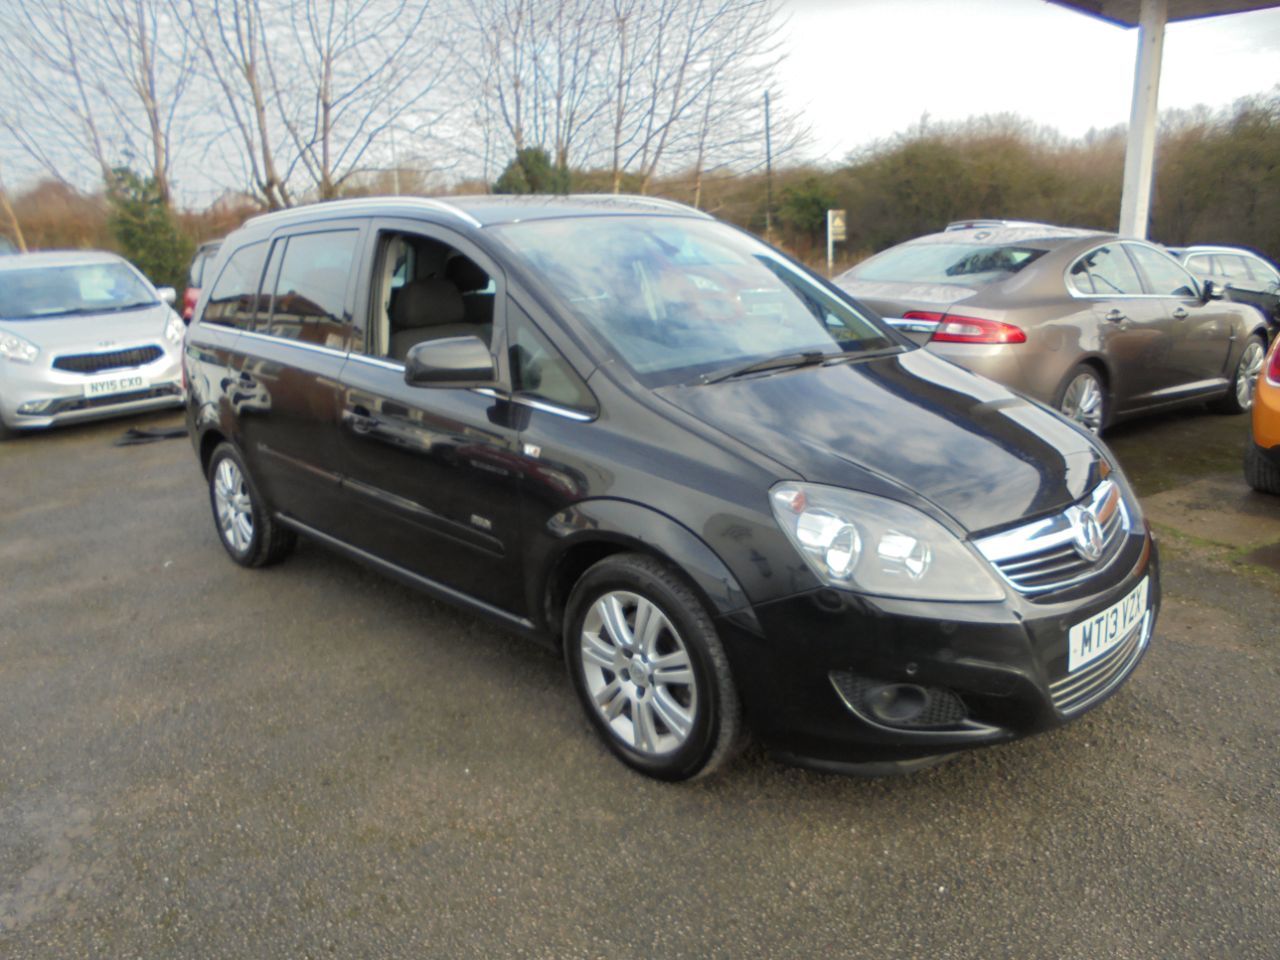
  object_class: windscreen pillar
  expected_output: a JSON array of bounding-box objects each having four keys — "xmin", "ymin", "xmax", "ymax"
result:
[{"xmin": 1118, "ymin": 0, "xmax": 1167, "ymax": 238}]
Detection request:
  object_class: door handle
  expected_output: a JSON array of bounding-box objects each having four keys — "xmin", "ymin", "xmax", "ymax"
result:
[
  {"xmin": 1172, "ymin": 307, "xmax": 1188, "ymax": 320},
  {"xmin": 344, "ymin": 405, "xmax": 378, "ymax": 434},
  {"xmin": 1104, "ymin": 309, "xmax": 1126, "ymax": 323}
]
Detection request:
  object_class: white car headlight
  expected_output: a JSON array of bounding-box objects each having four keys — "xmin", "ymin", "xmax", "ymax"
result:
[
  {"xmin": 163, "ymin": 309, "xmax": 185, "ymax": 345},
  {"xmin": 770, "ymin": 482, "xmax": 1005, "ymax": 601},
  {"xmin": 0, "ymin": 330, "xmax": 39, "ymax": 363}
]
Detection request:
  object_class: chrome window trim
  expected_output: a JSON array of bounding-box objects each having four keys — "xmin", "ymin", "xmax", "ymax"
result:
[
  {"xmin": 345, "ymin": 352, "xmax": 404, "ymax": 372},
  {"xmin": 473, "ymin": 387, "xmax": 596, "ymax": 422},
  {"xmin": 236, "ymin": 327, "xmax": 350, "ymax": 360}
]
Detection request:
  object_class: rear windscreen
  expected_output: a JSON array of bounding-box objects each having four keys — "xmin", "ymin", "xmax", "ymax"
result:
[{"xmin": 854, "ymin": 243, "xmax": 1047, "ymax": 288}]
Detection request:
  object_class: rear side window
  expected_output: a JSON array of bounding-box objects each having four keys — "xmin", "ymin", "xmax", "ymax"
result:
[
  {"xmin": 262, "ymin": 230, "xmax": 358, "ymax": 348},
  {"xmin": 1183, "ymin": 255, "xmax": 1211, "ymax": 276},
  {"xmin": 1068, "ymin": 245, "xmax": 1143, "ymax": 296},
  {"xmin": 203, "ymin": 241, "xmax": 267, "ymax": 329},
  {"xmin": 1246, "ymin": 257, "xmax": 1279, "ymax": 285},
  {"xmin": 1126, "ymin": 244, "xmax": 1198, "ymax": 298}
]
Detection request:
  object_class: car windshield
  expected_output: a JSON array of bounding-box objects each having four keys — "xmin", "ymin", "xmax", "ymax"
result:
[
  {"xmin": 494, "ymin": 216, "xmax": 898, "ymax": 385},
  {"xmin": 853, "ymin": 242, "xmax": 1047, "ymax": 288},
  {"xmin": 0, "ymin": 262, "xmax": 157, "ymax": 320}
]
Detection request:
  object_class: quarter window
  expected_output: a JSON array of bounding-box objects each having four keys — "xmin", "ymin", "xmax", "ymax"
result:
[
  {"xmin": 262, "ymin": 230, "xmax": 358, "ymax": 347},
  {"xmin": 1068, "ymin": 246, "xmax": 1143, "ymax": 296},
  {"xmin": 203, "ymin": 241, "xmax": 267, "ymax": 329},
  {"xmin": 1245, "ymin": 257, "xmax": 1279, "ymax": 286},
  {"xmin": 1126, "ymin": 244, "xmax": 1198, "ymax": 298},
  {"xmin": 509, "ymin": 307, "xmax": 594, "ymax": 413}
]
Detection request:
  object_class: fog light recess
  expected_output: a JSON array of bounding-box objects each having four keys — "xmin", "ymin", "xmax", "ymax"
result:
[{"xmin": 830, "ymin": 670, "xmax": 968, "ymax": 729}]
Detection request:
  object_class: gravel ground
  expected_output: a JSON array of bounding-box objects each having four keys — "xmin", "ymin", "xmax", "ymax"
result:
[{"xmin": 0, "ymin": 408, "xmax": 1277, "ymax": 959}]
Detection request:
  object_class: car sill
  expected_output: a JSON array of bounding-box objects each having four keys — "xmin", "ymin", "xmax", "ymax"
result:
[{"xmin": 274, "ymin": 514, "xmax": 538, "ymax": 634}]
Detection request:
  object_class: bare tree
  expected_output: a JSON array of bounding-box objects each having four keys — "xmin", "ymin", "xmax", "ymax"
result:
[
  {"xmin": 175, "ymin": 0, "xmax": 292, "ymax": 208},
  {"xmin": 0, "ymin": 157, "xmax": 29, "ymax": 252},
  {"xmin": 272, "ymin": 0, "xmax": 450, "ymax": 200},
  {"xmin": 0, "ymin": 0, "xmax": 193, "ymax": 203}
]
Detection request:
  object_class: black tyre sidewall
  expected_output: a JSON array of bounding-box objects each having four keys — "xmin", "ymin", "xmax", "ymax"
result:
[
  {"xmin": 207, "ymin": 442, "xmax": 268, "ymax": 567},
  {"xmin": 564, "ymin": 559, "xmax": 723, "ymax": 781}
]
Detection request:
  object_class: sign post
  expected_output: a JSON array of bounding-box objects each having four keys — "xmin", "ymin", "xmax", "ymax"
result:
[{"xmin": 826, "ymin": 208, "xmax": 846, "ymax": 277}]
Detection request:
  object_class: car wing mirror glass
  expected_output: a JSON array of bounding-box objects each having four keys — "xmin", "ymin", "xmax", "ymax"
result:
[{"xmin": 404, "ymin": 335, "xmax": 497, "ymax": 389}]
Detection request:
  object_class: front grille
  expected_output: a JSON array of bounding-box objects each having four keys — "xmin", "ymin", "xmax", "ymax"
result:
[
  {"xmin": 53, "ymin": 345, "xmax": 164, "ymax": 373},
  {"xmin": 976, "ymin": 480, "xmax": 1128, "ymax": 596},
  {"xmin": 1048, "ymin": 613, "xmax": 1150, "ymax": 715}
]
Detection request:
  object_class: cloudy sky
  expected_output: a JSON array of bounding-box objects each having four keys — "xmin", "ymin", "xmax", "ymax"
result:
[{"xmin": 778, "ymin": 0, "xmax": 1280, "ymax": 163}]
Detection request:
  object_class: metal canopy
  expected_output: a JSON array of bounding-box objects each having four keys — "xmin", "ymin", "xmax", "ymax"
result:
[
  {"xmin": 1048, "ymin": 0, "xmax": 1280, "ymax": 238},
  {"xmin": 1049, "ymin": 0, "xmax": 1279, "ymax": 26}
]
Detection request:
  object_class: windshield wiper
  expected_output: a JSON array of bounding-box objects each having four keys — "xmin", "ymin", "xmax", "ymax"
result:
[
  {"xmin": 699, "ymin": 350, "xmax": 835, "ymax": 385},
  {"xmin": 17, "ymin": 302, "xmax": 155, "ymax": 319}
]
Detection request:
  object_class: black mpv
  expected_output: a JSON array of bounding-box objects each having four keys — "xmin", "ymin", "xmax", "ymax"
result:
[{"xmin": 185, "ymin": 195, "xmax": 1159, "ymax": 780}]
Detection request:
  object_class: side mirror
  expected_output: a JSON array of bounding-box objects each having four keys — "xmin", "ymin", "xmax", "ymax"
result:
[
  {"xmin": 1201, "ymin": 280, "xmax": 1225, "ymax": 302},
  {"xmin": 157, "ymin": 286, "xmax": 177, "ymax": 305},
  {"xmin": 404, "ymin": 335, "xmax": 496, "ymax": 389}
]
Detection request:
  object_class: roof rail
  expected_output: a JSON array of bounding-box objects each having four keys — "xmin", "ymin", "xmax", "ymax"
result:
[{"xmin": 243, "ymin": 196, "xmax": 482, "ymax": 230}]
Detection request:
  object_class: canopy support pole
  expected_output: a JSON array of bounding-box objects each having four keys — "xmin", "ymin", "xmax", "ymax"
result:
[{"xmin": 1118, "ymin": 0, "xmax": 1168, "ymax": 238}]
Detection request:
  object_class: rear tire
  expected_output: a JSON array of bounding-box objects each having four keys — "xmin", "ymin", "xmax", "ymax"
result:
[
  {"xmin": 563, "ymin": 553, "xmax": 745, "ymax": 781},
  {"xmin": 1244, "ymin": 442, "xmax": 1280, "ymax": 495},
  {"xmin": 1055, "ymin": 364, "xmax": 1108, "ymax": 433},
  {"xmin": 1210, "ymin": 334, "xmax": 1266, "ymax": 415},
  {"xmin": 206, "ymin": 441, "xmax": 296, "ymax": 567}
]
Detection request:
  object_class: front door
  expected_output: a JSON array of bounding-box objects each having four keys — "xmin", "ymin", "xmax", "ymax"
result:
[{"xmin": 334, "ymin": 220, "xmax": 527, "ymax": 615}]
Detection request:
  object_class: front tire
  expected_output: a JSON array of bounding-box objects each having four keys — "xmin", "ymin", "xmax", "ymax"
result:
[
  {"xmin": 1209, "ymin": 334, "xmax": 1266, "ymax": 415},
  {"xmin": 564, "ymin": 553, "xmax": 745, "ymax": 781},
  {"xmin": 1055, "ymin": 364, "xmax": 1108, "ymax": 433},
  {"xmin": 207, "ymin": 441, "xmax": 296, "ymax": 567}
]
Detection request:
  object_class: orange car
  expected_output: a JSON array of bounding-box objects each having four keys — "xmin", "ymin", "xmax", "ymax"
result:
[{"xmin": 1245, "ymin": 336, "xmax": 1280, "ymax": 494}]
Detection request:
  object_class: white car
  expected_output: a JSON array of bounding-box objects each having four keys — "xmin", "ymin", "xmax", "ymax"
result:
[{"xmin": 0, "ymin": 251, "xmax": 185, "ymax": 438}]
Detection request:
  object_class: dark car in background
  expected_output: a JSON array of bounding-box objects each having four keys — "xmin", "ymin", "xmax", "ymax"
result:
[
  {"xmin": 836, "ymin": 225, "xmax": 1269, "ymax": 433},
  {"xmin": 185, "ymin": 195, "xmax": 1159, "ymax": 780},
  {"xmin": 1169, "ymin": 244, "xmax": 1279, "ymax": 331},
  {"xmin": 182, "ymin": 239, "xmax": 222, "ymax": 323}
]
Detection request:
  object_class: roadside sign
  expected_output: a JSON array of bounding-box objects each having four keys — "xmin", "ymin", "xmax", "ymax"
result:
[{"xmin": 826, "ymin": 209, "xmax": 847, "ymax": 276}]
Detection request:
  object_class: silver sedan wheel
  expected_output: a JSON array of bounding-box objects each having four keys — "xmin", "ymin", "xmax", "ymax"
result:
[
  {"xmin": 1060, "ymin": 372, "xmax": 1104, "ymax": 433},
  {"xmin": 579, "ymin": 591, "xmax": 698, "ymax": 757},
  {"xmin": 1236, "ymin": 340, "xmax": 1266, "ymax": 410},
  {"xmin": 213, "ymin": 458, "xmax": 255, "ymax": 553}
]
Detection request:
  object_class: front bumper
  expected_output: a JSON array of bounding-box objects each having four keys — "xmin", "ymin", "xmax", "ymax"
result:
[
  {"xmin": 719, "ymin": 531, "xmax": 1160, "ymax": 770},
  {"xmin": 0, "ymin": 348, "xmax": 184, "ymax": 431}
]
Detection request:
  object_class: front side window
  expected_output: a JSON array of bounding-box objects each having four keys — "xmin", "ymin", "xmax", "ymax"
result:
[
  {"xmin": 494, "ymin": 216, "xmax": 897, "ymax": 385},
  {"xmin": 262, "ymin": 230, "xmax": 358, "ymax": 347},
  {"xmin": 1126, "ymin": 244, "xmax": 1198, "ymax": 298},
  {"xmin": 203, "ymin": 241, "xmax": 267, "ymax": 329},
  {"xmin": 1215, "ymin": 255, "xmax": 1250, "ymax": 281},
  {"xmin": 1068, "ymin": 245, "xmax": 1143, "ymax": 297},
  {"xmin": 0, "ymin": 261, "xmax": 156, "ymax": 321}
]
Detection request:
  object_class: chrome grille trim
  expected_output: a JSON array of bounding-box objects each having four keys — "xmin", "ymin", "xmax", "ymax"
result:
[
  {"xmin": 1049, "ymin": 611, "xmax": 1151, "ymax": 715},
  {"xmin": 974, "ymin": 480, "xmax": 1129, "ymax": 595}
]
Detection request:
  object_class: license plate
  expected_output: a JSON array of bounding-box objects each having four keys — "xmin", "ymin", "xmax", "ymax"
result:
[
  {"xmin": 85, "ymin": 375, "xmax": 147, "ymax": 397},
  {"xmin": 1068, "ymin": 577, "xmax": 1149, "ymax": 672}
]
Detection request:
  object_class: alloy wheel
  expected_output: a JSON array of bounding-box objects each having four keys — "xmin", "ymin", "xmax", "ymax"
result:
[
  {"xmin": 578, "ymin": 590, "xmax": 698, "ymax": 756},
  {"xmin": 1060, "ymin": 373, "xmax": 1104, "ymax": 433},
  {"xmin": 1236, "ymin": 340, "xmax": 1266, "ymax": 409},
  {"xmin": 213, "ymin": 457, "xmax": 255, "ymax": 553}
]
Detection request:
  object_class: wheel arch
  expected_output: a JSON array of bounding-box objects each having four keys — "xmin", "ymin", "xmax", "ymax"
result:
[{"xmin": 534, "ymin": 499, "xmax": 758, "ymax": 647}]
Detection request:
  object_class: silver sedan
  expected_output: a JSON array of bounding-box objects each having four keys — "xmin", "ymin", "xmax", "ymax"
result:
[{"xmin": 0, "ymin": 251, "xmax": 186, "ymax": 437}]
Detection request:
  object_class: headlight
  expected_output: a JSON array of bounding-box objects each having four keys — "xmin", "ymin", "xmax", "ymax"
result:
[
  {"xmin": 0, "ymin": 330, "xmax": 39, "ymax": 363},
  {"xmin": 770, "ymin": 482, "xmax": 1005, "ymax": 601},
  {"xmin": 163, "ymin": 310, "xmax": 185, "ymax": 345}
]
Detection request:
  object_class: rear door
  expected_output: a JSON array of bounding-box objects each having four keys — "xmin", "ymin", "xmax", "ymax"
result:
[
  {"xmin": 1066, "ymin": 243, "xmax": 1172, "ymax": 408},
  {"xmin": 1125, "ymin": 242, "xmax": 1233, "ymax": 389},
  {"xmin": 334, "ymin": 218, "xmax": 527, "ymax": 615},
  {"xmin": 230, "ymin": 221, "xmax": 365, "ymax": 534}
]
